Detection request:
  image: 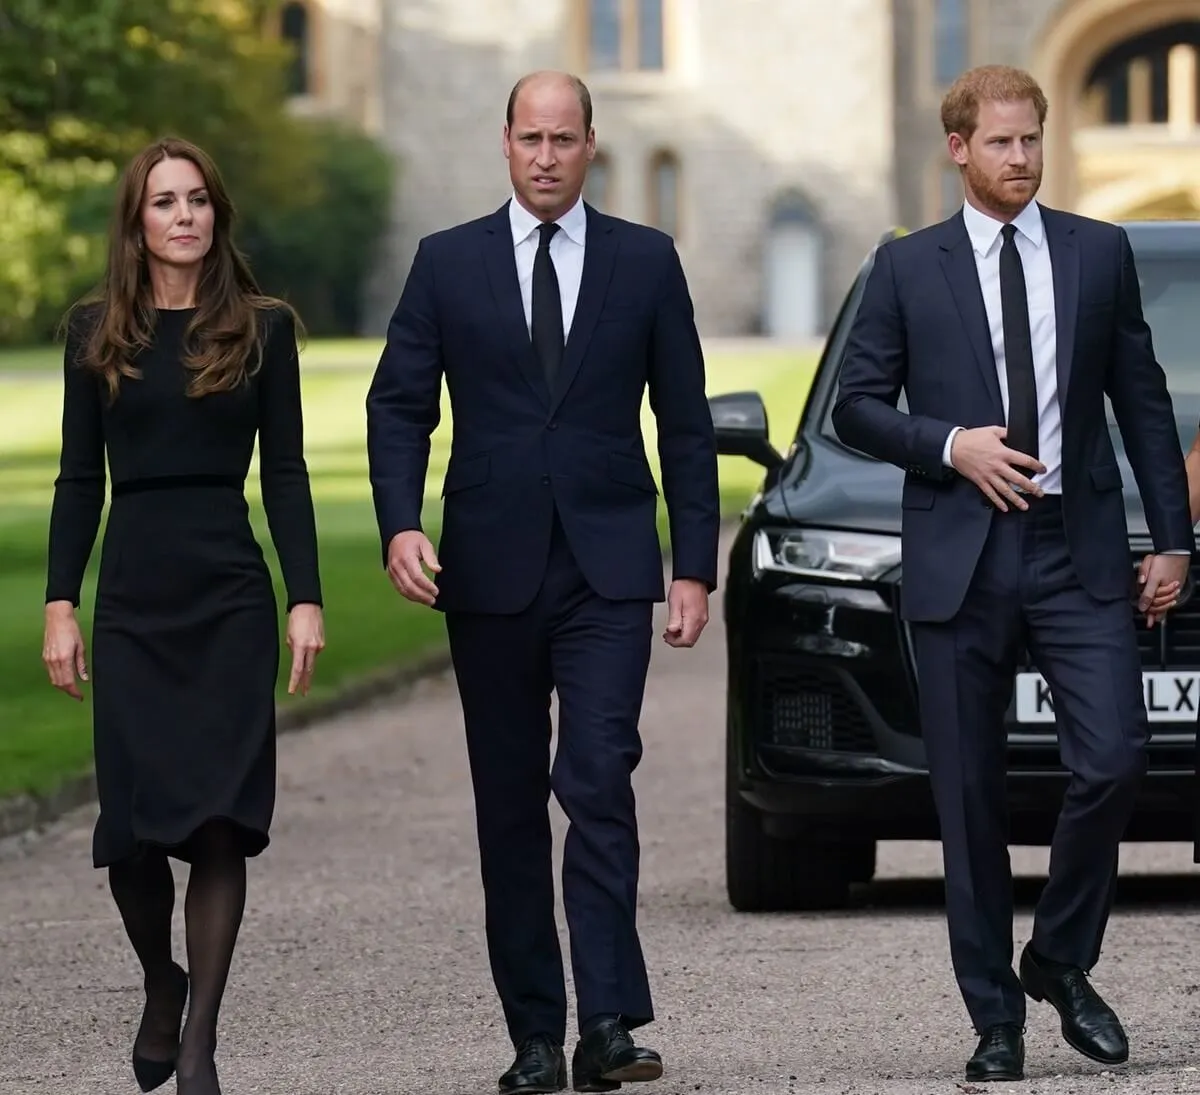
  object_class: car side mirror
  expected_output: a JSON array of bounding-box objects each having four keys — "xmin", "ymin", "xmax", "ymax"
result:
[{"xmin": 708, "ymin": 391, "xmax": 784, "ymax": 471}]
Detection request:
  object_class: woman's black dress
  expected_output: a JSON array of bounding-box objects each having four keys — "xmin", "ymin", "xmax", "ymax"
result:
[{"xmin": 45, "ymin": 305, "xmax": 322, "ymax": 868}]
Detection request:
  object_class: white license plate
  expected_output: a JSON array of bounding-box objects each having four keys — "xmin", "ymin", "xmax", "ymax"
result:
[{"xmin": 1014, "ymin": 671, "xmax": 1200, "ymax": 723}]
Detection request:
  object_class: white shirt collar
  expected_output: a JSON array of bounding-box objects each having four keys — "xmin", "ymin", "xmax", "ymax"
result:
[
  {"xmin": 508, "ymin": 192, "xmax": 587, "ymax": 248},
  {"xmin": 961, "ymin": 198, "xmax": 1045, "ymax": 257}
]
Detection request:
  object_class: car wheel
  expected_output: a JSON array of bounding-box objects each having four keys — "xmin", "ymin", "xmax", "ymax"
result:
[{"xmin": 725, "ymin": 738, "xmax": 873, "ymax": 911}]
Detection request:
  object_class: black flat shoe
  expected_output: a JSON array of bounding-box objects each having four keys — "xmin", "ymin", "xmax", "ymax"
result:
[
  {"xmin": 571, "ymin": 1019, "xmax": 662, "ymax": 1092},
  {"xmin": 1019, "ymin": 943, "xmax": 1129, "ymax": 1065},
  {"xmin": 965, "ymin": 1022, "xmax": 1025, "ymax": 1082},
  {"xmin": 500, "ymin": 1034, "xmax": 567, "ymax": 1094},
  {"xmin": 131, "ymin": 962, "xmax": 189, "ymax": 1092}
]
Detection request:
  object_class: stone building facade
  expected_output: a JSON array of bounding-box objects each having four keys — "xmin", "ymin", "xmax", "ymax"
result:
[{"xmin": 280, "ymin": 0, "xmax": 1200, "ymax": 337}]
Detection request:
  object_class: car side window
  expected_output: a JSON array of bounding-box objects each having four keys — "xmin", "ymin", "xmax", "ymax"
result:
[
  {"xmin": 803, "ymin": 274, "xmax": 868, "ymax": 438},
  {"xmin": 814, "ymin": 256, "xmax": 907, "ymax": 443}
]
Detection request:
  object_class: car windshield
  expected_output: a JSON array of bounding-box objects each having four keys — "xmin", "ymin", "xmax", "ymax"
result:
[
  {"xmin": 1131, "ymin": 252, "xmax": 1200, "ymax": 393},
  {"xmin": 818, "ymin": 243, "xmax": 1200, "ymax": 454}
]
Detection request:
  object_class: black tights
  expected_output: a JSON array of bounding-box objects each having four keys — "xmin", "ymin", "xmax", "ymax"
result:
[{"xmin": 108, "ymin": 820, "xmax": 247, "ymax": 1094}]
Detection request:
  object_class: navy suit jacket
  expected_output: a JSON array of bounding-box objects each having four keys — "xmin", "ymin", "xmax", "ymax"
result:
[
  {"xmin": 831, "ymin": 205, "xmax": 1194, "ymax": 624},
  {"xmin": 365, "ymin": 199, "xmax": 721, "ymax": 615}
]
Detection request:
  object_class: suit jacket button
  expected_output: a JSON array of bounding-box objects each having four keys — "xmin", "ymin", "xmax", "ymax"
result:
[
  {"xmin": 547, "ymin": 421, "xmax": 558, "ymax": 430},
  {"xmin": 541, "ymin": 475, "xmax": 550, "ymax": 485}
]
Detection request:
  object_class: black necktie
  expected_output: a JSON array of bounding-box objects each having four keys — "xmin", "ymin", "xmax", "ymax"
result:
[
  {"xmin": 999, "ymin": 222, "xmax": 1038, "ymax": 460},
  {"xmin": 531, "ymin": 221, "xmax": 563, "ymax": 388}
]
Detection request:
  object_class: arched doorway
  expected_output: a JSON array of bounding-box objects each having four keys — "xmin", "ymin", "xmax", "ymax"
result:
[
  {"xmin": 762, "ymin": 189, "xmax": 822, "ymax": 340},
  {"xmin": 1033, "ymin": 0, "xmax": 1200, "ymax": 216}
]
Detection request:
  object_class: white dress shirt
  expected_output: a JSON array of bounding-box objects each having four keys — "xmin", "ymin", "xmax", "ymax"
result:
[
  {"xmin": 940, "ymin": 200, "xmax": 1187, "ymax": 557},
  {"xmin": 509, "ymin": 192, "xmax": 587, "ymax": 338},
  {"xmin": 941, "ymin": 199, "xmax": 1063, "ymax": 494}
]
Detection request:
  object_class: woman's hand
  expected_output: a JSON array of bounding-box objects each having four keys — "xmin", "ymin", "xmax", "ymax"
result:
[
  {"xmin": 1137, "ymin": 553, "xmax": 1184, "ymax": 628},
  {"xmin": 1142, "ymin": 578, "xmax": 1181, "ymax": 627},
  {"xmin": 286, "ymin": 603, "xmax": 325, "ymax": 696},
  {"xmin": 43, "ymin": 601, "xmax": 88, "ymax": 701}
]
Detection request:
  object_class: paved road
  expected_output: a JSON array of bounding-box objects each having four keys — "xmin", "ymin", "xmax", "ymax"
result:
[{"xmin": 3, "ymin": 536, "xmax": 1200, "ymax": 1094}]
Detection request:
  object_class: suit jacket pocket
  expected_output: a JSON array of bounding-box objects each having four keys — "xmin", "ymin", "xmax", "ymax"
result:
[
  {"xmin": 1089, "ymin": 463, "xmax": 1123, "ymax": 492},
  {"xmin": 901, "ymin": 481, "xmax": 937, "ymax": 510},
  {"xmin": 608, "ymin": 452, "xmax": 659, "ymax": 494},
  {"xmin": 596, "ymin": 302, "xmax": 649, "ymax": 328},
  {"xmin": 442, "ymin": 453, "xmax": 491, "ymax": 496}
]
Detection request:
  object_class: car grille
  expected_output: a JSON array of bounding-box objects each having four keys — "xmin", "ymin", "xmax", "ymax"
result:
[
  {"xmin": 755, "ymin": 659, "xmax": 905, "ymax": 753},
  {"xmin": 1136, "ymin": 571, "xmax": 1200, "ymax": 668}
]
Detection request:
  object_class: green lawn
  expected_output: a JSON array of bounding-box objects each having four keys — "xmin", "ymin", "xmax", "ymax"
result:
[{"xmin": 0, "ymin": 340, "xmax": 816, "ymax": 799}]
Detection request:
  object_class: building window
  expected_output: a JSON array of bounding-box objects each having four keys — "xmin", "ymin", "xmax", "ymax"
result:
[
  {"xmin": 933, "ymin": 0, "xmax": 967, "ymax": 87},
  {"xmin": 280, "ymin": 1, "xmax": 311, "ymax": 96},
  {"xmin": 586, "ymin": 0, "xmax": 666, "ymax": 73},
  {"xmin": 585, "ymin": 150, "xmax": 612, "ymax": 210},
  {"xmin": 637, "ymin": 0, "xmax": 664, "ymax": 69},
  {"xmin": 1085, "ymin": 22, "xmax": 1200, "ymax": 126},
  {"xmin": 647, "ymin": 150, "xmax": 680, "ymax": 238}
]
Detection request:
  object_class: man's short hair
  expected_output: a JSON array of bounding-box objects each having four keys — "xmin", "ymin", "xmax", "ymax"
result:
[
  {"xmin": 941, "ymin": 64, "xmax": 1048, "ymax": 138},
  {"xmin": 506, "ymin": 71, "xmax": 594, "ymax": 132}
]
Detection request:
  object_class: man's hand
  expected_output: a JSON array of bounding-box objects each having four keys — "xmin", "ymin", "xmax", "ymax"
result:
[
  {"xmin": 1137, "ymin": 552, "xmax": 1190, "ymax": 627},
  {"xmin": 950, "ymin": 426, "xmax": 1047, "ymax": 512},
  {"xmin": 387, "ymin": 529, "xmax": 442, "ymax": 606},
  {"xmin": 663, "ymin": 579, "xmax": 709, "ymax": 648}
]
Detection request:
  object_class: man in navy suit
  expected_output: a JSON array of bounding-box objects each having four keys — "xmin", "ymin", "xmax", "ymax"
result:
[
  {"xmin": 366, "ymin": 70, "xmax": 720, "ymax": 1094},
  {"xmin": 832, "ymin": 65, "xmax": 1193, "ymax": 1082}
]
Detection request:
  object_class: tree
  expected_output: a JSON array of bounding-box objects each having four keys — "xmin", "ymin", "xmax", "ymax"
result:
[
  {"xmin": 242, "ymin": 119, "xmax": 395, "ymax": 335},
  {"xmin": 0, "ymin": 0, "xmax": 395, "ymax": 343},
  {"xmin": 0, "ymin": 0, "xmax": 297, "ymax": 174}
]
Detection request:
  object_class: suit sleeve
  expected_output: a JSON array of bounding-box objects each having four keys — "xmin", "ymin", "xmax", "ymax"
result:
[
  {"xmin": 365, "ymin": 238, "xmax": 444, "ymax": 563},
  {"xmin": 830, "ymin": 243, "xmax": 957, "ymax": 478},
  {"xmin": 45, "ymin": 313, "xmax": 106, "ymax": 607},
  {"xmin": 647, "ymin": 243, "xmax": 721, "ymax": 591},
  {"xmin": 1106, "ymin": 227, "xmax": 1195, "ymax": 555}
]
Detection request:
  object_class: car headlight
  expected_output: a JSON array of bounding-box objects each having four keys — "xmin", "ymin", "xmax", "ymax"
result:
[{"xmin": 753, "ymin": 527, "xmax": 901, "ymax": 582}]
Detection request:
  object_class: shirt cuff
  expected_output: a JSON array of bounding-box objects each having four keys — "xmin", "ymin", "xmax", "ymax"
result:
[{"xmin": 942, "ymin": 426, "xmax": 964, "ymax": 468}]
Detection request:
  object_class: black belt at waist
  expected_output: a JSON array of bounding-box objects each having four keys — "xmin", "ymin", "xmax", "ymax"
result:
[{"xmin": 111, "ymin": 474, "xmax": 245, "ymax": 498}]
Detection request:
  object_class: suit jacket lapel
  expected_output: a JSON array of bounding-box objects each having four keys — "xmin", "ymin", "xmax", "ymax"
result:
[
  {"xmin": 939, "ymin": 214, "xmax": 1004, "ymax": 416},
  {"xmin": 549, "ymin": 205, "xmax": 618, "ymax": 413},
  {"xmin": 480, "ymin": 201, "xmax": 549, "ymax": 405},
  {"xmin": 1042, "ymin": 208, "xmax": 1079, "ymax": 412}
]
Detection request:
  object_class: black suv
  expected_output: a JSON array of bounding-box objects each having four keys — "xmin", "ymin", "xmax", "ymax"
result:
[{"xmin": 713, "ymin": 219, "xmax": 1200, "ymax": 913}]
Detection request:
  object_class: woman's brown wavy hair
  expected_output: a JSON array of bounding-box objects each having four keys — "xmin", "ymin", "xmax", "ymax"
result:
[{"xmin": 65, "ymin": 136, "xmax": 302, "ymax": 401}]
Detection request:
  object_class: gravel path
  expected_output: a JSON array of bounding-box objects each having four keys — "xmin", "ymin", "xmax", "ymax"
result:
[{"xmin": 3, "ymin": 534, "xmax": 1200, "ymax": 1094}]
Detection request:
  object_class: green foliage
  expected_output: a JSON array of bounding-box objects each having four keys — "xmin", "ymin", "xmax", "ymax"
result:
[
  {"xmin": 0, "ymin": 133, "xmax": 113, "ymax": 343},
  {"xmin": 239, "ymin": 120, "xmax": 396, "ymax": 334},
  {"xmin": 0, "ymin": 0, "xmax": 291, "ymax": 170},
  {"xmin": 0, "ymin": 0, "xmax": 398, "ymax": 343}
]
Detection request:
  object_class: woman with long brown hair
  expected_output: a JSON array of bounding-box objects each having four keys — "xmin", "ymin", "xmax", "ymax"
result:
[{"xmin": 41, "ymin": 136, "xmax": 325, "ymax": 1094}]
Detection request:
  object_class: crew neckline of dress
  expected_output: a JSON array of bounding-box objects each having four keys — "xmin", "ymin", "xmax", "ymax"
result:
[{"xmin": 156, "ymin": 306, "xmax": 197, "ymax": 312}]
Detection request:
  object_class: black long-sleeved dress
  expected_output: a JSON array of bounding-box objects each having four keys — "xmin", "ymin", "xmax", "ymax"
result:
[{"xmin": 45, "ymin": 304, "xmax": 322, "ymax": 868}]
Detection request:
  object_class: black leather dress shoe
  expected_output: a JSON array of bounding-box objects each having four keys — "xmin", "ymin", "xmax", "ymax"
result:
[
  {"xmin": 499, "ymin": 1035, "xmax": 567, "ymax": 1094},
  {"xmin": 1019, "ymin": 943, "xmax": 1129, "ymax": 1065},
  {"xmin": 571, "ymin": 1019, "xmax": 663, "ymax": 1093},
  {"xmin": 965, "ymin": 1023, "xmax": 1025, "ymax": 1082}
]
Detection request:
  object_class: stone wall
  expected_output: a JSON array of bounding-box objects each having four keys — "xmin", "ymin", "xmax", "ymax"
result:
[{"xmin": 367, "ymin": 0, "xmax": 898, "ymax": 337}]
